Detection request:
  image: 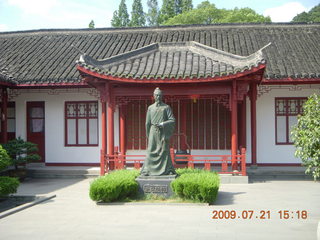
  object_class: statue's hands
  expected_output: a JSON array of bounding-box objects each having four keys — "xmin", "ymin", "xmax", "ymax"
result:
[{"xmin": 155, "ymin": 122, "xmax": 164, "ymax": 128}]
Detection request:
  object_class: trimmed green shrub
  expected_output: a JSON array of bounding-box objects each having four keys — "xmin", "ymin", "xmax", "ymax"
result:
[
  {"xmin": 0, "ymin": 176, "xmax": 20, "ymax": 197},
  {"xmin": 0, "ymin": 145, "xmax": 11, "ymax": 171},
  {"xmin": 175, "ymin": 168, "xmax": 204, "ymax": 175},
  {"xmin": 171, "ymin": 170, "xmax": 220, "ymax": 203},
  {"xmin": 89, "ymin": 169, "xmax": 139, "ymax": 202}
]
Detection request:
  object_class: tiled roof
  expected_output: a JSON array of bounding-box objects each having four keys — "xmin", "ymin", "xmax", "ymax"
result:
[
  {"xmin": 77, "ymin": 41, "xmax": 266, "ymax": 81},
  {"xmin": 0, "ymin": 23, "xmax": 320, "ymax": 85}
]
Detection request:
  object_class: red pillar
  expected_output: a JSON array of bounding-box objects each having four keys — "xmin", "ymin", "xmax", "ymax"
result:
[
  {"xmin": 107, "ymin": 84, "xmax": 115, "ymax": 170},
  {"xmin": 180, "ymin": 100, "xmax": 187, "ymax": 150},
  {"xmin": 240, "ymin": 98, "xmax": 247, "ymax": 149},
  {"xmin": 100, "ymin": 100, "xmax": 106, "ymax": 176},
  {"xmin": 1, "ymin": 87, "xmax": 8, "ymax": 144},
  {"xmin": 231, "ymin": 80, "xmax": 238, "ymax": 170},
  {"xmin": 250, "ymin": 82, "xmax": 257, "ymax": 165},
  {"xmin": 119, "ymin": 105, "xmax": 126, "ymax": 155}
]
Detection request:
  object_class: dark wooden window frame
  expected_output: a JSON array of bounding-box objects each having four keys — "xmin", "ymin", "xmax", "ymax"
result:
[
  {"xmin": 275, "ymin": 97, "xmax": 307, "ymax": 145},
  {"xmin": 0, "ymin": 102, "xmax": 16, "ymax": 141},
  {"xmin": 65, "ymin": 101, "xmax": 99, "ymax": 147}
]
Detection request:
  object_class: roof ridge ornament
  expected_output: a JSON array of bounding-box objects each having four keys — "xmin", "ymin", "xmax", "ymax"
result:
[{"xmin": 258, "ymin": 42, "xmax": 272, "ymax": 53}]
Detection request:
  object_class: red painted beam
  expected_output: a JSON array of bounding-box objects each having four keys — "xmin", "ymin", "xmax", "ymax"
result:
[{"xmin": 262, "ymin": 78, "xmax": 320, "ymax": 85}]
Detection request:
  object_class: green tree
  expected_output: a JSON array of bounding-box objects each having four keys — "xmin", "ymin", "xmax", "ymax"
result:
[
  {"xmin": 291, "ymin": 94, "xmax": 320, "ymax": 180},
  {"xmin": 130, "ymin": 0, "xmax": 146, "ymax": 27},
  {"xmin": 111, "ymin": 0, "xmax": 130, "ymax": 27},
  {"xmin": 0, "ymin": 145, "xmax": 11, "ymax": 171},
  {"xmin": 220, "ymin": 7, "xmax": 271, "ymax": 23},
  {"xmin": 292, "ymin": 4, "xmax": 320, "ymax": 22},
  {"xmin": 147, "ymin": 0, "xmax": 160, "ymax": 26},
  {"xmin": 160, "ymin": 0, "xmax": 176, "ymax": 23},
  {"xmin": 181, "ymin": 0, "xmax": 193, "ymax": 13},
  {"xmin": 163, "ymin": 1, "xmax": 271, "ymax": 25},
  {"xmin": 88, "ymin": 20, "xmax": 95, "ymax": 28},
  {"xmin": 3, "ymin": 137, "xmax": 41, "ymax": 170}
]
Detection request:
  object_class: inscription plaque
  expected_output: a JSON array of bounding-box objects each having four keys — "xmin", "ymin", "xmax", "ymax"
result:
[{"xmin": 143, "ymin": 184, "xmax": 168, "ymax": 193}]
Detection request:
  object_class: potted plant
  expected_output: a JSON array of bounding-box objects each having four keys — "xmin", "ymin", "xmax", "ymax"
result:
[{"xmin": 3, "ymin": 137, "xmax": 41, "ymax": 181}]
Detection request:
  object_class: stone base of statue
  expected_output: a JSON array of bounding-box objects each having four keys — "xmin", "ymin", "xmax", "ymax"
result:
[{"xmin": 136, "ymin": 175, "xmax": 177, "ymax": 198}]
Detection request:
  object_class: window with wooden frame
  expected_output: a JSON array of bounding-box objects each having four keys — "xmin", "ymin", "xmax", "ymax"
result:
[
  {"xmin": 275, "ymin": 98, "xmax": 306, "ymax": 145},
  {"xmin": 0, "ymin": 102, "xmax": 16, "ymax": 142},
  {"xmin": 65, "ymin": 101, "xmax": 98, "ymax": 146}
]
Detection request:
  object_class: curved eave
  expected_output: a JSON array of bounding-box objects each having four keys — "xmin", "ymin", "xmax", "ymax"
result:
[{"xmin": 77, "ymin": 64, "xmax": 266, "ymax": 84}]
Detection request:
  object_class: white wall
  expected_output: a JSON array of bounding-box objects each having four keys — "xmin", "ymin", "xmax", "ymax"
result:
[
  {"xmin": 254, "ymin": 84, "xmax": 320, "ymax": 164},
  {"xmin": 12, "ymin": 88, "xmax": 101, "ymax": 164},
  {"xmin": 9, "ymin": 84, "xmax": 319, "ymax": 165}
]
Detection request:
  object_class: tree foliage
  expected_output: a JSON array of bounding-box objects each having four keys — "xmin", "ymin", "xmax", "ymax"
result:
[
  {"xmin": 163, "ymin": 1, "xmax": 271, "ymax": 25},
  {"xmin": 3, "ymin": 137, "xmax": 41, "ymax": 170},
  {"xmin": 0, "ymin": 145, "xmax": 11, "ymax": 172},
  {"xmin": 111, "ymin": 0, "xmax": 130, "ymax": 27},
  {"xmin": 292, "ymin": 4, "xmax": 320, "ymax": 23},
  {"xmin": 147, "ymin": 0, "xmax": 160, "ymax": 26},
  {"xmin": 291, "ymin": 94, "xmax": 320, "ymax": 180},
  {"xmin": 131, "ymin": 0, "xmax": 146, "ymax": 27},
  {"xmin": 88, "ymin": 20, "xmax": 95, "ymax": 28},
  {"xmin": 160, "ymin": 0, "xmax": 176, "ymax": 23}
]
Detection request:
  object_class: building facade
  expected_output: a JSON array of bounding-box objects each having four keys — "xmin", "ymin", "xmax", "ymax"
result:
[{"xmin": 0, "ymin": 23, "xmax": 319, "ymax": 173}]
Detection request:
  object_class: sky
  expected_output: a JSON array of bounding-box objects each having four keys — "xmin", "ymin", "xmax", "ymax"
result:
[{"xmin": 0, "ymin": 0, "xmax": 319, "ymax": 32}]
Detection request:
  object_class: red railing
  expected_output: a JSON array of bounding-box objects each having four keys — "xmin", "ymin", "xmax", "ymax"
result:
[{"xmin": 102, "ymin": 148, "xmax": 246, "ymax": 176}]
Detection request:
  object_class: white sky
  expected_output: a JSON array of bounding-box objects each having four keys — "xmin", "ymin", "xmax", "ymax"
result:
[{"xmin": 0, "ymin": 0, "xmax": 318, "ymax": 32}]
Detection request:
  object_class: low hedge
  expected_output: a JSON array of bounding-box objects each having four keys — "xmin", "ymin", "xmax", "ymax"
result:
[
  {"xmin": 89, "ymin": 169, "xmax": 139, "ymax": 202},
  {"xmin": 0, "ymin": 176, "xmax": 20, "ymax": 197},
  {"xmin": 171, "ymin": 169, "xmax": 220, "ymax": 203}
]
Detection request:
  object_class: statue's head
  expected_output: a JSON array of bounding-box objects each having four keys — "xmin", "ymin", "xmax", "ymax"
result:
[{"xmin": 153, "ymin": 87, "xmax": 163, "ymax": 104}]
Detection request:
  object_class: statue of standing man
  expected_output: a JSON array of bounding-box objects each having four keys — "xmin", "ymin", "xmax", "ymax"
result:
[{"xmin": 141, "ymin": 88, "xmax": 176, "ymax": 176}]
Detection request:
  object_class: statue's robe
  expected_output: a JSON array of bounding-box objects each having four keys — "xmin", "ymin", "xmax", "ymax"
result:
[{"xmin": 141, "ymin": 102, "xmax": 176, "ymax": 176}]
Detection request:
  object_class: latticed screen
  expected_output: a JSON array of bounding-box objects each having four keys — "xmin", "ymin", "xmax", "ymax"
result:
[
  {"xmin": 275, "ymin": 98, "xmax": 306, "ymax": 144},
  {"xmin": 65, "ymin": 101, "xmax": 98, "ymax": 146},
  {"xmin": 126, "ymin": 99, "xmax": 231, "ymax": 150}
]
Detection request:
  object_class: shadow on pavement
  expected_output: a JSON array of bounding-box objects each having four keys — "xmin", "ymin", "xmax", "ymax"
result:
[
  {"xmin": 15, "ymin": 178, "xmax": 86, "ymax": 195},
  {"xmin": 214, "ymin": 191, "xmax": 246, "ymax": 205}
]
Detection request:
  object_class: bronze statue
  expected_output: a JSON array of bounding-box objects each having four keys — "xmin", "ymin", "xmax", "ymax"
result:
[{"xmin": 141, "ymin": 88, "xmax": 176, "ymax": 176}]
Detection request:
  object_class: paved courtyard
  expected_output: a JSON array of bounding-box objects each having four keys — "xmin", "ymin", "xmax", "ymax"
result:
[{"xmin": 0, "ymin": 177, "xmax": 319, "ymax": 240}]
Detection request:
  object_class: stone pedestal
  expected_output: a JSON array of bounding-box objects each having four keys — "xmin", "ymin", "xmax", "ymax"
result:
[{"xmin": 136, "ymin": 175, "xmax": 177, "ymax": 198}]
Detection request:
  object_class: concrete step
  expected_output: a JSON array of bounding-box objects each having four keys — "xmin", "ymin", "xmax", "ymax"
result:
[{"xmin": 26, "ymin": 165, "xmax": 100, "ymax": 179}]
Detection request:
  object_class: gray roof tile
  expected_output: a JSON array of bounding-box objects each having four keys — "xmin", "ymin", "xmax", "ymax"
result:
[{"xmin": 0, "ymin": 23, "xmax": 319, "ymax": 85}]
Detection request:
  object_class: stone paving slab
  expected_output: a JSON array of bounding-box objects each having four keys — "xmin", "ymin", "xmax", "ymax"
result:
[{"xmin": 0, "ymin": 178, "xmax": 319, "ymax": 240}]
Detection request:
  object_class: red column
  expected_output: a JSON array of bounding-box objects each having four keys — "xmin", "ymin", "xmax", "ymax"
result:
[
  {"xmin": 250, "ymin": 82, "xmax": 257, "ymax": 165},
  {"xmin": 180, "ymin": 100, "xmax": 187, "ymax": 150},
  {"xmin": 107, "ymin": 84, "xmax": 115, "ymax": 170},
  {"xmin": 231, "ymin": 80, "xmax": 238, "ymax": 170},
  {"xmin": 240, "ymin": 98, "xmax": 247, "ymax": 149},
  {"xmin": 1, "ymin": 87, "xmax": 8, "ymax": 143},
  {"xmin": 119, "ymin": 105, "xmax": 126, "ymax": 155},
  {"xmin": 100, "ymin": 100, "xmax": 106, "ymax": 176}
]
